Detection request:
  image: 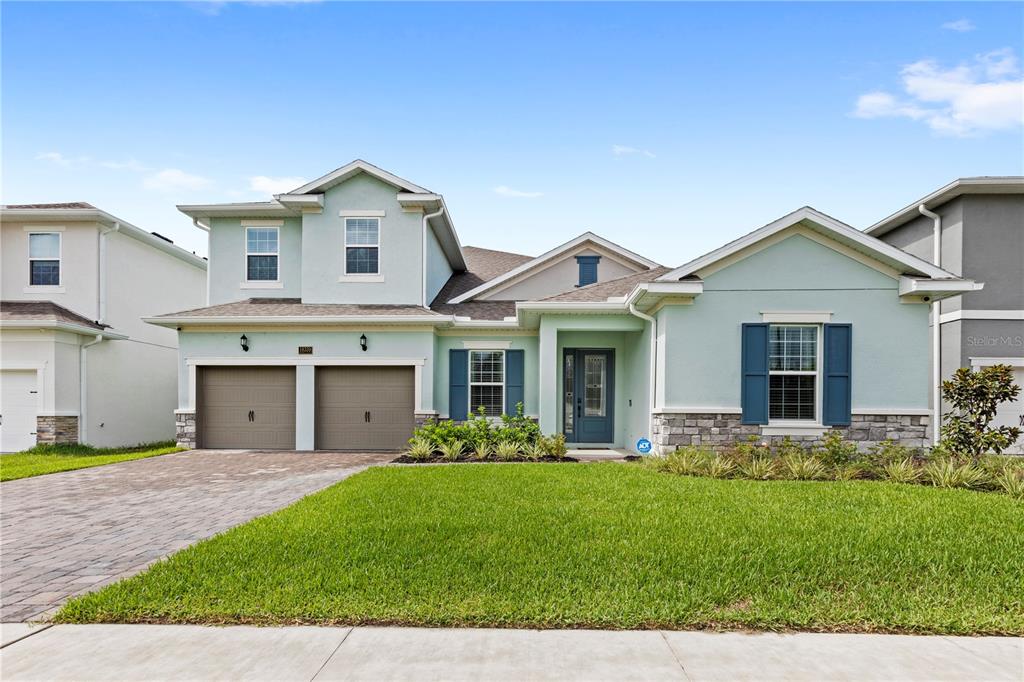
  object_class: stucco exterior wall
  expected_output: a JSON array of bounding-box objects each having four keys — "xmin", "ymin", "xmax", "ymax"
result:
[
  {"xmin": 658, "ymin": 234, "xmax": 930, "ymax": 413},
  {"xmin": 961, "ymin": 194, "xmax": 1024, "ymax": 311},
  {"xmin": 425, "ymin": 224, "xmax": 453, "ymax": 305},
  {"xmin": 208, "ymin": 216, "xmax": 302, "ymax": 305},
  {"xmin": 301, "ymin": 174, "xmax": 424, "ymax": 305},
  {"xmin": 480, "ymin": 248, "xmax": 642, "ymax": 301}
]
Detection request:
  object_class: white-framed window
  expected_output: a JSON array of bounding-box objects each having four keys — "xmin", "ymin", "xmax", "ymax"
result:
[
  {"xmin": 245, "ymin": 226, "xmax": 279, "ymax": 282},
  {"xmin": 28, "ymin": 232, "xmax": 61, "ymax": 286},
  {"xmin": 469, "ymin": 350, "xmax": 505, "ymax": 417},
  {"xmin": 768, "ymin": 324, "xmax": 819, "ymax": 421},
  {"xmin": 344, "ymin": 217, "xmax": 380, "ymax": 275}
]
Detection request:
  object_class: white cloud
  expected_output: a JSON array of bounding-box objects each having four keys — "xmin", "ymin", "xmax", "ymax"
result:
[
  {"xmin": 143, "ymin": 168, "xmax": 212, "ymax": 192},
  {"xmin": 941, "ymin": 19, "xmax": 976, "ymax": 33},
  {"xmin": 612, "ymin": 144, "xmax": 655, "ymax": 158},
  {"xmin": 99, "ymin": 158, "xmax": 149, "ymax": 172},
  {"xmin": 248, "ymin": 175, "xmax": 307, "ymax": 195},
  {"xmin": 853, "ymin": 48, "xmax": 1024, "ymax": 136},
  {"xmin": 36, "ymin": 151, "xmax": 89, "ymax": 168},
  {"xmin": 493, "ymin": 185, "xmax": 543, "ymax": 199}
]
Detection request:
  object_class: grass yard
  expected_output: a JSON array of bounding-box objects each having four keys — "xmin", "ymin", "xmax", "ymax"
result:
[
  {"xmin": 57, "ymin": 463, "xmax": 1024, "ymax": 634},
  {"xmin": 0, "ymin": 442, "xmax": 182, "ymax": 482}
]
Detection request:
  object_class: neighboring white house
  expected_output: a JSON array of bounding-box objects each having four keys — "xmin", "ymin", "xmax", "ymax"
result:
[{"xmin": 1, "ymin": 203, "xmax": 207, "ymax": 451}]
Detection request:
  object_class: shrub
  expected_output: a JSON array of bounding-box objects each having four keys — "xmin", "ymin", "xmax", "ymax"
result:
[
  {"xmin": 738, "ymin": 456, "xmax": 776, "ymax": 481},
  {"xmin": 993, "ymin": 466, "xmax": 1024, "ymax": 500},
  {"xmin": 472, "ymin": 441, "xmax": 492, "ymax": 461},
  {"xmin": 705, "ymin": 453, "xmax": 737, "ymax": 479},
  {"xmin": 523, "ymin": 441, "xmax": 546, "ymax": 462},
  {"xmin": 665, "ymin": 447, "xmax": 711, "ymax": 477},
  {"xmin": 940, "ymin": 364, "xmax": 1022, "ymax": 458},
  {"xmin": 494, "ymin": 440, "xmax": 521, "ymax": 461},
  {"xmin": 543, "ymin": 434, "xmax": 568, "ymax": 460},
  {"xmin": 816, "ymin": 431, "xmax": 859, "ymax": 467},
  {"xmin": 731, "ymin": 435, "xmax": 770, "ymax": 463},
  {"xmin": 866, "ymin": 440, "xmax": 915, "ymax": 470},
  {"xmin": 782, "ymin": 454, "xmax": 827, "ymax": 480},
  {"xmin": 439, "ymin": 439, "xmax": 465, "ymax": 462},
  {"xmin": 924, "ymin": 458, "xmax": 989, "ymax": 490},
  {"xmin": 406, "ymin": 438, "xmax": 434, "ymax": 462},
  {"xmin": 881, "ymin": 458, "xmax": 921, "ymax": 484}
]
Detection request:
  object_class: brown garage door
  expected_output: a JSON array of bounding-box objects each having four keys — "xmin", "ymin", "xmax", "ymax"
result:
[
  {"xmin": 316, "ymin": 366, "xmax": 414, "ymax": 451},
  {"xmin": 198, "ymin": 366, "xmax": 296, "ymax": 449}
]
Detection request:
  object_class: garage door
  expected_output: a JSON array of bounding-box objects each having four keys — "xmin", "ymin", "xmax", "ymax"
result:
[
  {"xmin": 992, "ymin": 365, "xmax": 1024, "ymax": 455},
  {"xmin": 1, "ymin": 371, "xmax": 38, "ymax": 452},
  {"xmin": 316, "ymin": 366, "xmax": 414, "ymax": 451},
  {"xmin": 198, "ymin": 366, "xmax": 296, "ymax": 449}
]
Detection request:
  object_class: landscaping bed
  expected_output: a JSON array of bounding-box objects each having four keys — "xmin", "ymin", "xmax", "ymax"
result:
[
  {"xmin": 0, "ymin": 442, "xmax": 183, "ymax": 482},
  {"xmin": 56, "ymin": 463, "xmax": 1024, "ymax": 635},
  {"xmin": 392, "ymin": 453, "xmax": 579, "ymax": 464}
]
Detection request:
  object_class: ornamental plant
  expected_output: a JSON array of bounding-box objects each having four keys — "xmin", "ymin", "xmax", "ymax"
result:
[{"xmin": 940, "ymin": 364, "xmax": 1022, "ymax": 459}]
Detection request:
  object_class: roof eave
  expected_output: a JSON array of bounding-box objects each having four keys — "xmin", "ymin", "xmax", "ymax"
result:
[
  {"xmin": 0, "ymin": 319, "xmax": 127, "ymax": 339},
  {"xmin": 898, "ymin": 276, "xmax": 984, "ymax": 302},
  {"xmin": 144, "ymin": 314, "xmax": 452, "ymax": 328},
  {"xmin": 866, "ymin": 177, "xmax": 1024, "ymax": 237}
]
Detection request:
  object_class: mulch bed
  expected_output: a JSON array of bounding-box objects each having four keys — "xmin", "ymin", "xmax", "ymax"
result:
[{"xmin": 391, "ymin": 454, "xmax": 580, "ymax": 464}]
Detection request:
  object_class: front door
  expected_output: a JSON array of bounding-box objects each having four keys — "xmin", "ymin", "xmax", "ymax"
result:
[{"xmin": 563, "ymin": 349, "xmax": 614, "ymax": 443}]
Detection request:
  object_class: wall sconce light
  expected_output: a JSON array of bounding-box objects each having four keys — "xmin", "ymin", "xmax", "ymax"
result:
[
  {"xmin": 359, "ymin": 333, "xmax": 368, "ymax": 352},
  {"xmin": 240, "ymin": 334, "xmax": 249, "ymax": 352}
]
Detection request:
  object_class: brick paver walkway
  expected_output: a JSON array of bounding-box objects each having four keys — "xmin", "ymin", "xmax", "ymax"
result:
[{"xmin": 0, "ymin": 450, "xmax": 393, "ymax": 622}]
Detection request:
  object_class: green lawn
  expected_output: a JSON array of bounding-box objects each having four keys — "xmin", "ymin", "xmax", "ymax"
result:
[
  {"xmin": 57, "ymin": 463, "xmax": 1024, "ymax": 634},
  {"xmin": 0, "ymin": 442, "xmax": 183, "ymax": 481}
]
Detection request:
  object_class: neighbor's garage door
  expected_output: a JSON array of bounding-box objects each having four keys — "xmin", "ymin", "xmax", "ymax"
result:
[
  {"xmin": 1, "ymin": 370, "xmax": 38, "ymax": 452},
  {"xmin": 316, "ymin": 366, "xmax": 414, "ymax": 451},
  {"xmin": 198, "ymin": 366, "xmax": 296, "ymax": 449}
]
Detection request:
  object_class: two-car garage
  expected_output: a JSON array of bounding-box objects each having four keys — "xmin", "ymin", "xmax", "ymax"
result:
[{"xmin": 196, "ymin": 365, "xmax": 415, "ymax": 451}]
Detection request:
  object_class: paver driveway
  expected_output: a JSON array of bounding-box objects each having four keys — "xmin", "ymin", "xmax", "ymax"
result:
[{"xmin": 0, "ymin": 450, "xmax": 393, "ymax": 622}]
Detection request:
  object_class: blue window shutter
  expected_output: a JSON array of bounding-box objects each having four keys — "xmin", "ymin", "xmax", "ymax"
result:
[
  {"xmin": 576, "ymin": 256, "xmax": 600, "ymax": 287},
  {"xmin": 741, "ymin": 323, "xmax": 770, "ymax": 425},
  {"xmin": 449, "ymin": 349, "xmax": 469, "ymax": 421},
  {"xmin": 505, "ymin": 349, "xmax": 525, "ymax": 415},
  {"xmin": 823, "ymin": 324, "xmax": 852, "ymax": 426}
]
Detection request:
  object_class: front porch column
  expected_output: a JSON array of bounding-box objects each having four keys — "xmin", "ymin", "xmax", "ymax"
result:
[
  {"xmin": 295, "ymin": 365, "xmax": 315, "ymax": 450},
  {"xmin": 538, "ymin": 320, "xmax": 558, "ymax": 435}
]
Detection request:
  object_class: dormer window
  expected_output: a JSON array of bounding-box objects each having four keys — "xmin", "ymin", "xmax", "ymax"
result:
[
  {"xmin": 246, "ymin": 227, "xmax": 279, "ymax": 281},
  {"xmin": 576, "ymin": 255, "xmax": 600, "ymax": 287},
  {"xmin": 28, "ymin": 232, "xmax": 61, "ymax": 286},
  {"xmin": 344, "ymin": 217, "xmax": 380, "ymax": 275}
]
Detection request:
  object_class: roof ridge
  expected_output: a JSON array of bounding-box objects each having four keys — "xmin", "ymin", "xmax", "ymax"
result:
[{"xmin": 537, "ymin": 265, "xmax": 671, "ymax": 302}]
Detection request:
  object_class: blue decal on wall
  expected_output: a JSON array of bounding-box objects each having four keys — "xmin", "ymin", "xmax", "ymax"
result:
[{"xmin": 636, "ymin": 438, "xmax": 652, "ymax": 454}]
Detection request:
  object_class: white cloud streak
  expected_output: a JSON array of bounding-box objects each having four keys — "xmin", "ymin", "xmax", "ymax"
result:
[
  {"xmin": 248, "ymin": 175, "xmax": 307, "ymax": 195},
  {"xmin": 853, "ymin": 48, "xmax": 1024, "ymax": 136},
  {"xmin": 493, "ymin": 185, "xmax": 543, "ymax": 199},
  {"xmin": 36, "ymin": 151, "xmax": 90, "ymax": 168},
  {"xmin": 941, "ymin": 19, "xmax": 976, "ymax": 33},
  {"xmin": 143, "ymin": 168, "xmax": 213, "ymax": 192},
  {"xmin": 612, "ymin": 144, "xmax": 656, "ymax": 158}
]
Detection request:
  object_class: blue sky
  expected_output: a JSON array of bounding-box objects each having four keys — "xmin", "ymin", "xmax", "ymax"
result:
[{"xmin": 3, "ymin": 1, "xmax": 1022, "ymax": 262}]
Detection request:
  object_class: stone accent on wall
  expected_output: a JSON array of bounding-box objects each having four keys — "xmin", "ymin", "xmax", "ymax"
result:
[
  {"xmin": 414, "ymin": 412, "xmax": 438, "ymax": 430},
  {"xmin": 175, "ymin": 411, "xmax": 197, "ymax": 450},
  {"xmin": 652, "ymin": 412, "xmax": 930, "ymax": 454},
  {"xmin": 35, "ymin": 416, "xmax": 79, "ymax": 446}
]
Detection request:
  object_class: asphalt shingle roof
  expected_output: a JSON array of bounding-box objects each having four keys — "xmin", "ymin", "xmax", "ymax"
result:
[
  {"xmin": 0, "ymin": 300, "xmax": 107, "ymax": 330},
  {"xmin": 539, "ymin": 267, "xmax": 673, "ymax": 302},
  {"xmin": 155, "ymin": 298, "xmax": 442, "ymax": 318},
  {"xmin": 3, "ymin": 202, "xmax": 96, "ymax": 209}
]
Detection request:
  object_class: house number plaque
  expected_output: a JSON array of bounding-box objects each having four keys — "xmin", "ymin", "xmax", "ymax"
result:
[{"xmin": 298, "ymin": 346, "xmax": 313, "ymax": 355}]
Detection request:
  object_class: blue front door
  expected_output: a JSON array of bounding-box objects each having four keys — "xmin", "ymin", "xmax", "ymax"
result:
[{"xmin": 563, "ymin": 349, "xmax": 614, "ymax": 443}]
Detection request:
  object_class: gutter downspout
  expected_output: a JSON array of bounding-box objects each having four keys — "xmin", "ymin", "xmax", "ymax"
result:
[
  {"xmin": 79, "ymin": 333, "xmax": 104, "ymax": 444},
  {"xmin": 421, "ymin": 205, "xmax": 445, "ymax": 308},
  {"xmin": 627, "ymin": 288, "xmax": 658, "ymax": 452},
  {"xmin": 919, "ymin": 204, "xmax": 942, "ymax": 445},
  {"xmin": 98, "ymin": 222, "xmax": 120, "ymax": 323},
  {"xmin": 193, "ymin": 218, "xmax": 211, "ymax": 305}
]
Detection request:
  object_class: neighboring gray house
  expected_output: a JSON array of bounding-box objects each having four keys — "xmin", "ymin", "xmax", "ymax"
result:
[{"xmin": 866, "ymin": 178, "xmax": 1024, "ymax": 453}]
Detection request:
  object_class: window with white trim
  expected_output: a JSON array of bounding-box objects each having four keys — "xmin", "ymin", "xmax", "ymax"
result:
[
  {"xmin": 28, "ymin": 232, "xmax": 61, "ymax": 286},
  {"xmin": 768, "ymin": 325, "xmax": 818, "ymax": 421},
  {"xmin": 344, "ymin": 217, "xmax": 380, "ymax": 275},
  {"xmin": 470, "ymin": 350, "xmax": 504, "ymax": 417},
  {"xmin": 246, "ymin": 227, "xmax": 279, "ymax": 281}
]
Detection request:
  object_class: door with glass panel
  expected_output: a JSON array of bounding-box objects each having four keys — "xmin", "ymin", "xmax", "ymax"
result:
[{"xmin": 563, "ymin": 349, "xmax": 614, "ymax": 443}]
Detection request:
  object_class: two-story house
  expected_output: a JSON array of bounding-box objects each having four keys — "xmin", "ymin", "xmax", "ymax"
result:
[
  {"xmin": 1, "ymin": 203, "xmax": 207, "ymax": 451},
  {"xmin": 866, "ymin": 178, "xmax": 1024, "ymax": 453},
  {"xmin": 151, "ymin": 160, "xmax": 978, "ymax": 454}
]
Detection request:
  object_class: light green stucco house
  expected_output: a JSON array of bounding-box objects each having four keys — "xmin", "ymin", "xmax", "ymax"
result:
[{"xmin": 149, "ymin": 160, "xmax": 980, "ymax": 454}]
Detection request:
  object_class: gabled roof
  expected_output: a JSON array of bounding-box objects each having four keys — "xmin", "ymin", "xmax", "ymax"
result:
[
  {"xmin": 446, "ymin": 232, "xmax": 661, "ymax": 304},
  {"xmin": 656, "ymin": 206, "xmax": 963, "ymax": 282},
  {"xmin": 285, "ymin": 159, "xmax": 431, "ymax": 196},
  {"xmin": 540, "ymin": 267, "xmax": 673, "ymax": 302},
  {"xmin": 0, "ymin": 204, "xmax": 207, "ymax": 270},
  {"xmin": 866, "ymin": 176, "xmax": 1024, "ymax": 237},
  {"xmin": 0, "ymin": 301, "xmax": 126, "ymax": 338}
]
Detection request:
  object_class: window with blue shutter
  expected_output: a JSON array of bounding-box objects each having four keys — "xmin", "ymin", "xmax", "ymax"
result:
[
  {"xmin": 741, "ymin": 323, "xmax": 770, "ymax": 424},
  {"xmin": 822, "ymin": 324, "xmax": 852, "ymax": 426},
  {"xmin": 449, "ymin": 349, "xmax": 469, "ymax": 421},
  {"xmin": 505, "ymin": 349, "xmax": 525, "ymax": 415},
  {"xmin": 576, "ymin": 255, "xmax": 600, "ymax": 287}
]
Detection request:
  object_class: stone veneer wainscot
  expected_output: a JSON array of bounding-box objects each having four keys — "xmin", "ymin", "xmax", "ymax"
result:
[{"xmin": 35, "ymin": 415, "xmax": 79, "ymax": 445}]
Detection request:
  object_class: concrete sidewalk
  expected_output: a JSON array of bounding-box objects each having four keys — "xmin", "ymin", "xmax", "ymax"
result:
[{"xmin": 1, "ymin": 624, "xmax": 1020, "ymax": 681}]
